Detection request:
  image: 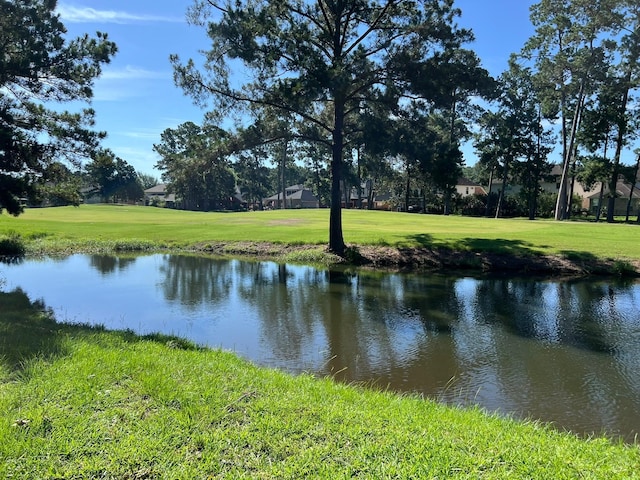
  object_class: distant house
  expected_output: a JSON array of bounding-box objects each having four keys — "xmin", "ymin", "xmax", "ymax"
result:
[
  {"xmin": 343, "ymin": 180, "xmax": 373, "ymax": 208},
  {"xmin": 584, "ymin": 178, "xmax": 640, "ymax": 216},
  {"xmin": 264, "ymin": 184, "xmax": 319, "ymax": 209},
  {"xmin": 371, "ymin": 192, "xmax": 393, "ymax": 210},
  {"xmin": 455, "ymin": 177, "xmax": 487, "ymax": 197},
  {"xmin": 487, "ymin": 164, "xmax": 574, "ymax": 198},
  {"xmin": 144, "ymin": 184, "xmax": 176, "ymax": 208},
  {"xmin": 484, "ymin": 164, "xmax": 640, "ymax": 217},
  {"xmin": 343, "ymin": 180, "xmax": 399, "ymax": 210}
]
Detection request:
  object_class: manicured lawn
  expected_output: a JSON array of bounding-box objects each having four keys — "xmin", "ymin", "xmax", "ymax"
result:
[
  {"xmin": 1, "ymin": 204, "xmax": 640, "ymax": 261},
  {"xmin": 1, "ymin": 289, "xmax": 639, "ymax": 479}
]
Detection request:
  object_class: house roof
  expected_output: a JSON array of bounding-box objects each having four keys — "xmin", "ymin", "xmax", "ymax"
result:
[
  {"xmin": 264, "ymin": 187, "xmax": 318, "ymax": 202},
  {"xmin": 264, "ymin": 192, "xmax": 285, "ymax": 201},
  {"xmin": 374, "ymin": 192, "xmax": 392, "ymax": 202},
  {"xmin": 288, "ymin": 189, "xmax": 318, "ymax": 202},
  {"xmin": 585, "ymin": 180, "xmax": 640, "ymax": 199},
  {"xmin": 456, "ymin": 176, "xmax": 480, "ymax": 186},
  {"xmin": 615, "ymin": 181, "xmax": 640, "ymax": 198},
  {"xmin": 144, "ymin": 184, "xmax": 167, "ymax": 194},
  {"xmin": 550, "ymin": 164, "xmax": 564, "ymax": 176}
]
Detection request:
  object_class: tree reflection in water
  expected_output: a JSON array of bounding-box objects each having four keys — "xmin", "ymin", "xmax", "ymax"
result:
[{"xmin": 2, "ymin": 254, "xmax": 639, "ymax": 441}]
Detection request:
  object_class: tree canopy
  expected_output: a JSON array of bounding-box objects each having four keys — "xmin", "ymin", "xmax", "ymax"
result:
[
  {"xmin": 153, "ymin": 122, "xmax": 237, "ymax": 211},
  {"xmin": 172, "ymin": 0, "xmax": 473, "ymax": 255},
  {"xmin": 85, "ymin": 150, "xmax": 143, "ymax": 203},
  {"xmin": 0, "ymin": 0, "xmax": 116, "ymax": 215}
]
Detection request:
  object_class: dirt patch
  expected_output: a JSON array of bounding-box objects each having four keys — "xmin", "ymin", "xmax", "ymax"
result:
[
  {"xmin": 191, "ymin": 241, "xmax": 639, "ymax": 277},
  {"xmin": 193, "ymin": 241, "xmax": 320, "ymax": 257},
  {"xmin": 356, "ymin": 245, "xmax": 640, "ymax": 276}
]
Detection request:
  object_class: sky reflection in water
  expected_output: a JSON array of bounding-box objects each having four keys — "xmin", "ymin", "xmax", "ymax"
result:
[{"xmin": 2, "ymin": 254, "xmax": 639, "ymax": 442}]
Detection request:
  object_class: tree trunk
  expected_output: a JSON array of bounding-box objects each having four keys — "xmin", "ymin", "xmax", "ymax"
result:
[
  {"xmin": 495, "ymin": 157, "xmax": 510, "ymax": 219},
  {"xmin": 485, "ymin": 166, "xmax": 495, "ymax": 217},
  {"xmin": 567, "ymin": 159, "xmax": 577, "ymax": 219},
  {"xmin": 596, "ymin": 183, "xmax": 605, "ymax": 222},
  {"xmin": 625, "ymin": 155, "xmax": 640, "ymax": 222},
  {"xmin": 443, "ymin": 187, "xmax": 451, "ymax": 215},
  {"xmin": 356, "ymin": 146, "xmax": 363, "ymax": 209},
  {"xmin": 329, "ymin": 101, "xmax": 345, "ymax": 256},
  {"xmin": 606, "ymin": 70, "xmax": 632, "ymax": 223},
  {"xmin": 555, "ymin": 83, "xmax": 585, "ymax": 220},
  {"xmin": 404, "ymin": 168, "xmax": 411, "ymax": 212},
  {"xmin": 342, "ymin": 179, "xmax": 350, "ymax": 209},
  {"xmin": 280, "ymin": 139, "xmax": 287, "ymax": 209}
]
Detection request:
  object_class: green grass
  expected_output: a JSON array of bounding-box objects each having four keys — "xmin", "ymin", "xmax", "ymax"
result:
[
  {"xmin": 1, "ymin": 289, "xmax": 639, "ymax": 479},
  {"xmin": 2, "ymin": 204, "xmax": 640, "ymax": 262}
]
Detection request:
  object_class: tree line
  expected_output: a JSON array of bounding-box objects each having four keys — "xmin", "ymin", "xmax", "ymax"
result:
[{"xmin": 1, "ymin": 0, "xmax": 639, "ymax": 257}]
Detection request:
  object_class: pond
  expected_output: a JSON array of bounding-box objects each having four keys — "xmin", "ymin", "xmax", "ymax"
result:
[{"xmin": 1, "ymin": 254, "xmax": 639, "ymax": 442}]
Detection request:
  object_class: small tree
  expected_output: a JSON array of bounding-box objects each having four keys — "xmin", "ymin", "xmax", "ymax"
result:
[
  {"xmin": 85, "ymin": 150, "xmax": 142, "ymax": 203},
  {"xmin": 137, "ymin": 172, "xmax": 159, "ymax": 191},
  {"xmin": 154, "ymin": 122, "xmax": 237, "ymax": 211}
]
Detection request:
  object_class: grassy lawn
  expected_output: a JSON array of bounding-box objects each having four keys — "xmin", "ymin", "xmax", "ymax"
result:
[
  {"xmin": 1, "ymin": 289, "xmax": 639, "ymax": 479},
  {"xmin": 1, "ymin": 204, "xmax": 640, "ymax": 261}
]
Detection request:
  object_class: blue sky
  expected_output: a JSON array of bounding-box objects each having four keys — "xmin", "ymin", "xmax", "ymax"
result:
[{"xmin": 56, "ymin": 1, "xmax": 537, "ymax": 176}]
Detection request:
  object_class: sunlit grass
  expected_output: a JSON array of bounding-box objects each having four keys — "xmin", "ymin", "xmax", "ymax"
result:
[
  {"xmin": 1, "ymin": 204, "xmax": 640, "ymax": 261},
  {"xmin": 1, "ymin": 289, "xmax": 639, "ymax": 479}
]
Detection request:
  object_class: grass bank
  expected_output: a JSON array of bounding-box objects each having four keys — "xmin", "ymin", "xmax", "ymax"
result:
[
  {"xmin": 1, "ymin": 204, "xmax": 640, "ymax": 274},
  {"xmin": 1, "ymin": 289, "xmax": 638, "ymax": 479}
]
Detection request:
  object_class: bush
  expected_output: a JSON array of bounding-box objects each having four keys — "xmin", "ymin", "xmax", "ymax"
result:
[
  {"xmin": 459, "ymin": 194, "xmax": 488, "ymax": 216},
  {"xmin": 0, "ymin": 232, "xmax": 26, "ymax": 256}
]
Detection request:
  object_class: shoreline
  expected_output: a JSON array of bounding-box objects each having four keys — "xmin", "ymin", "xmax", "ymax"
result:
[
  {"xmin": 192, "ymin": 241, "xmax": 640, "ymax": 277},
  {"xmin": 12, "ymin": 238, "xmax": 640, "ymax": 277}
]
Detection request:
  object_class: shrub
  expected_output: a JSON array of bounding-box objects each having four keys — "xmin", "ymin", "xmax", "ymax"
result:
[{"xmin": 0, "ymin": 232, "xmax": 26, "ymax": 256}]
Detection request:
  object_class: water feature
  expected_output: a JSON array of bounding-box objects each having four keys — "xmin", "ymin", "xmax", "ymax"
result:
[{"xmin": 1, "ymin": 254, "xmax": 639, "ymax": 442}]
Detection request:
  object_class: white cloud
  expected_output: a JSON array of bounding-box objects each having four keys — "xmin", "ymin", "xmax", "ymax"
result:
[
  {"xmin": 91, "ymin": 66, "xmax": 170, "ymax": 101},
  {"xmin": 100, "ymin": 66, "xmax": 168, "ymax": 81},
  {"xmin": 56, "ymin": 4, "xmax": 182, "ymax": 24},
  {"xmin": 119, "ymin": 128, "xmax": 164, "ymax": 140}
]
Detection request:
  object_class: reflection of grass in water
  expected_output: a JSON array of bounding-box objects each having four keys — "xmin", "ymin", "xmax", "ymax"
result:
[{"xmin": 1, "ymin": 289, "xmax": 639, "ymax": 477}]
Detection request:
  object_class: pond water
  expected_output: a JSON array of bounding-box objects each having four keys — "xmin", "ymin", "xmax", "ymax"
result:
[{"xmin": 1, "ymin": 254, "xmax": 640, "ymax": 442}]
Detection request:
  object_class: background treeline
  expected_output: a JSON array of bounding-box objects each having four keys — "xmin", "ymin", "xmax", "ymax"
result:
[{"xmin": 2, "ymin": 1, "xmax": 640, "ymax": 244}]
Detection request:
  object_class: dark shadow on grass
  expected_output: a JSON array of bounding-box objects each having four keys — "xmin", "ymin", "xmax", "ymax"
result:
[
  {"xmin": 388, "ymin": 235, "xmax": 636, "ymax": 275},
  {"xmin": 405, "ymin": 234, "xmax": 539, "ymax": 256},
  {"xmin": 560, "ymin": 250, "xmax": 635, "ymax": 275},
  {"xmin": 0, "ymin": 288, "xmax": 198, "ymax": 378}
]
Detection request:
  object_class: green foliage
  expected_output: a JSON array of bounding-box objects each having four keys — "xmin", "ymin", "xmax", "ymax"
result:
[
  {"xmin": 32, "ymin": 162, "xmax": 83, "ymax": 207},
  {"xmin": 458, "ymin": 193, "xmax": 488, "ymax": 217},
  {"xmin": 535, "ymin": 191, "xmax": 559, "ymax": 218},
  {"xmin": 154, "ymin": 122, "xmax": 237, "ymax": 211},
  {"xmin": 612, "ymin": 260, "xmax": 636, "ymax": 276},
  {"xmin": 234, "ymin": 149, "xmax": 270, "ymax": 209},
  {"xmin": 522, "ymin": 0, "xmax": 640, "ymax": 221},
  {"xmin": 0, "ymin": 231, "xmax": 25, "ymax": 256},
  {"xmin": 85, "ymin": 149, "xmax": 143, "ymax": 203},
  {"xmin": 172, "ymin": 0, "xmax": 475, "ymax": 254},
  {"xmin": 112, "ymin": 239, "xmax": 159, "ymax": 252},
  {"xmin": 0, "ymin": 0, "xmax": 117, "ymax": 216},
  {"xmin": 137, "ymin": 172, "xmax": 159, "ymax": 191}
]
